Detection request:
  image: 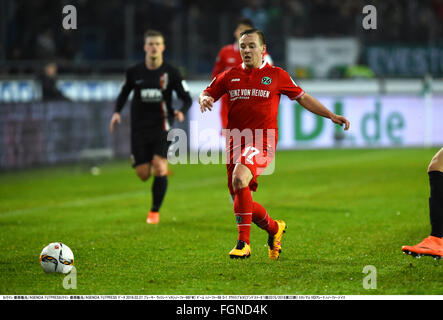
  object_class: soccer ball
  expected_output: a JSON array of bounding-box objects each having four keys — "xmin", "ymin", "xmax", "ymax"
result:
[{"xmin": 39, "ymin": 242, "xmax": 74, "ymax": 274}]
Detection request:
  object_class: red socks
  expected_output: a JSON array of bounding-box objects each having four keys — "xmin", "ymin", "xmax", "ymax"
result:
[
  {"xmin": 234, "ymin": 187, "xmax": 278, "ymax": 244},
  {"xmin": 234, "ymin": 187, "xmax": 253, "ymax": 244},
  {"xmin": 252, "ymin": 201, "xmax": 279, "ymax": 235}
]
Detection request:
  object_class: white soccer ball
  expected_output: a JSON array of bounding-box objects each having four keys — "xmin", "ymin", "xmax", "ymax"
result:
[{"xmin": 39, "ymin": 242, "xmax": 74, "ymax": 274}]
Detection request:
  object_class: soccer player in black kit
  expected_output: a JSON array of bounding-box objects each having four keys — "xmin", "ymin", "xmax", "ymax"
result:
[{"xmin": 110, "ymin": 30, "xmax": 192, "ymax": 224}]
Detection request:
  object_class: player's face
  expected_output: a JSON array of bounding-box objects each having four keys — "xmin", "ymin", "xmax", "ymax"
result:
[
  {"xmin": 144, "ymin": 36, "xmax": 165, "ymax": 59},
  {"xmin": 239, "ymin": 33, "xmax": 266, "ymax": 69}
]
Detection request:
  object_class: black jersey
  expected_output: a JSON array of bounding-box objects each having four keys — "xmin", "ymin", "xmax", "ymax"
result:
[{"xmin": 115, "ymin": 62, "xmax": 192, "ymax": 133}]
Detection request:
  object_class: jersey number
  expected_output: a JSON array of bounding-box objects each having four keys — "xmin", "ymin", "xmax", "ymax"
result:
[{"xmin": 242, "ymin": 146, "xmax": 260, "ymax": 165}]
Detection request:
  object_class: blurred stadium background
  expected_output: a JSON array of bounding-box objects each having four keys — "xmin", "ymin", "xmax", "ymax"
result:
[{"xmin": 1, "ymin": 0, "xmax": 443, "ymax": 169}]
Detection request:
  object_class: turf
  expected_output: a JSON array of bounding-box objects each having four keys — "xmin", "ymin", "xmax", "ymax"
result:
[{"xmin": 0, "ymin": 148, "xmax": 442, "ymax": 295}]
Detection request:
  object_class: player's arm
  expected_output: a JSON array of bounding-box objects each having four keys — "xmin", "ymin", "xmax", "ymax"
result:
[
  {"xmin": 110, "ymin": 70, "xmax": 134, "ymax": 132},
  {"xmin": 296, "ymin": 93, "xmax": 350, "ymax": 130},
  {"xmin": 199, "ymin": 72, "xmax": 227, "ymax": 113},
  {"xmin": 279, "ymin": 69, "xmax": 350, "ymax": 130},
  {"xmin": 172, "ymin": 69, "xmax": 193, "ymax": 123}
]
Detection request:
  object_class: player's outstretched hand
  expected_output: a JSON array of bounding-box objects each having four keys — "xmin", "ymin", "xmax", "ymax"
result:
[
  {"xmin": 174, "ymin": 110, "xmax": 184, "ymax": 123},
  {"xmin": 330, "ymin": 114, "xmax": 350, "ymax": 131},
  {"xmin": 199, "ymin": 94, "xmax": 214, "ymax": 113},
  {"xmin": 110, "ymin": 112, "xmax": 121, "ymax": 133}
]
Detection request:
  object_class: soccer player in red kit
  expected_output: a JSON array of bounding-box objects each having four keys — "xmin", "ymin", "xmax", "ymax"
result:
[
  {"xmin": 199, "ymin": 29, "xmax": 350, "ymax": 260},
  {"xmin": 212, "ymin": 18, "xmax": 272, "ymax": 130}
]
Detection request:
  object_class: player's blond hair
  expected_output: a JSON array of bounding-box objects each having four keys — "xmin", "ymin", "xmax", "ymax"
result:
[
  {"xmin": 144, "ymin": 30, "xmax": 164, "ymax": 42},
  {"xmin": 239, "ymin": 28, "xmax": 266, "ymax": 46}
]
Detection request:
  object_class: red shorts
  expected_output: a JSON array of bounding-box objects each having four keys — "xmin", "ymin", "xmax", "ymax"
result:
[{"xmin": 226, "ymin": 130, "xmax": 277, "ymax": 195}]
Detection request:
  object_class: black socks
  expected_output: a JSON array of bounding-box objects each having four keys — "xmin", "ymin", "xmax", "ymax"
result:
[
  {"xmin": 151, "ymin": 175, "xmax": 168, "ymax": 213},
  {"xmin": 429, "ymin": 171, "xmax": 443, "ymax": 238}
]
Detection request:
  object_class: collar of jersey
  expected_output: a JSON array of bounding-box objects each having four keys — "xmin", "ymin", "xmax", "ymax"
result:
[{"xmin": 241, "ymin": 61, "xmax": 267, "ymax": 70}]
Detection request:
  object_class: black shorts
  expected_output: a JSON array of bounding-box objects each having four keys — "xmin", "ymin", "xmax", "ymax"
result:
[{"xmin": 130, "ymin": 130, "xmax": 170, "ymax": 168}]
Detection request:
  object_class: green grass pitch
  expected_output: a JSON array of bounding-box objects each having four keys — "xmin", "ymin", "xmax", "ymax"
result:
[{"xmin": 1, "ymin": 148, "xmax": 442, "ymax": 295}]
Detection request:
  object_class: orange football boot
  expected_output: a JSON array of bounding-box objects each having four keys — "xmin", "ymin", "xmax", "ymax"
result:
[
  {"xmin": 402, "ymin": 236, "xmax": 443, "ymax": 259},
  {"xmin": 146, "ymin": 211, "xmax": 160, "ymax": 224}
]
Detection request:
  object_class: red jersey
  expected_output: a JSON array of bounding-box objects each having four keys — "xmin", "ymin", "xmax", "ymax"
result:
[
  {"xmin": 204, "ymin": 62, "xmax": 305, "ymax": 134},
  {"xmin": 211, "ymin": 43, "xmax": 273, "ymax": 129}
]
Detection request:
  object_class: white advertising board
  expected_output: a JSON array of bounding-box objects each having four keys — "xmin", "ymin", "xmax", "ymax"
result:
[
  {"xmin": 286, "ymin": 38, "xmax": 360, "ymax": 78},
  {"xmin": 189, "ymin": 95, "xmax": 443, "ymax": 151}
]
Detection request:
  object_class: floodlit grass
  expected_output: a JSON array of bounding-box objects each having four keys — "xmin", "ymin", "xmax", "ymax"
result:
[{"xmin": 0, "ymin": 148, "xmax": 442, "ymax": 295}]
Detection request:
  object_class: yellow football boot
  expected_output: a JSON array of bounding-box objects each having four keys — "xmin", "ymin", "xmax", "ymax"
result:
[
  {"xmin": 229, "ymin": 240, "xmax": 251, "ymax": 259},
  {"xmin": 268, "ymin": 220, "xmax": 287, "ymax": 260}
]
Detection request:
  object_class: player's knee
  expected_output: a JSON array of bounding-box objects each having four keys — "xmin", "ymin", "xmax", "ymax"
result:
[
  {"xmin": 428, "ymin": 149, "xmax": 443, "ymax": 172},
  {"xmin": 152, "ymin": 158, "xmax": 168, "ymax": 176},
  {"xmin": 232, "ymin": 174, "xmax": 249, "ymax": 190},
  {"xmin": 137, "ymin": 171, "xmax": 151, "ymax": 182},
  {"xmin": 136, "ymin": 167, "xmax": 151, "ymax": 182},
  {"xmin": 428, "ymin": 157, "xmax": 443, "ymax": 172},
  {"xmin": 153, "ymin": 165, "xmax": 168, "ymax": 176}
]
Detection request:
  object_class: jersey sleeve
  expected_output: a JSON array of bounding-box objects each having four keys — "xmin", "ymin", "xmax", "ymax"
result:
[
  {"xmin": 203, "ymin": 70, "xmax": 228, "ymax": 102},
  {"xmin": 171, "ymin": 68, "xmax": 193, "ymax": 114},
  {"xmin": 115, "ymin": 69, "xmax": 134, "ymax": 113},
  {"xmin": 278, "ymin": 69, "xmax": 305, "ymax": 100}
]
